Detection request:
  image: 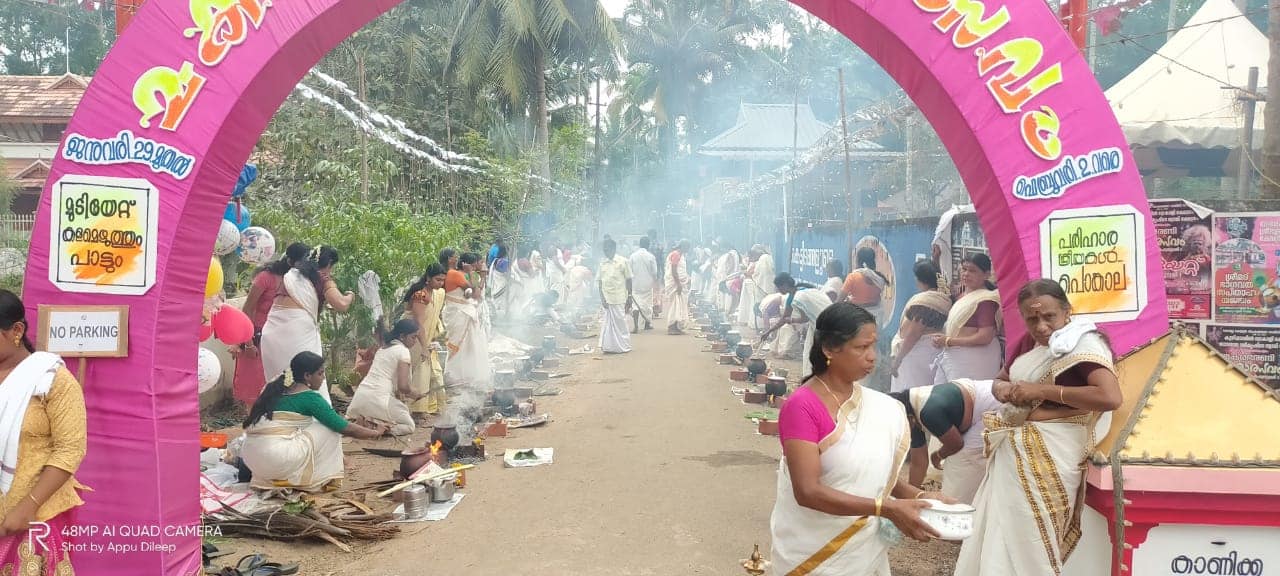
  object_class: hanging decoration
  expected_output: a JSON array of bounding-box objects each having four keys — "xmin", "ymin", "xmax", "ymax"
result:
[
  {"xmin": 214, "ymin": 219, "xmax": 241, "ymax": 256},
  {"xmin": 224, "ymin": 202, "xmax": 252, "ymax": 231},
  {"xmin": 204, "ymin": 257, "xmax": 223, "ymax": 298},
  {"xmin": 238, "ymin": 227, "xmax": 276, "ymax": 266},
  {"xmin": 197, "ymin": 347, "xmax": 222, "ymax": 394},
  {"xmin": 210, "ymin": 305, "xmax": 254, "ymax": 346}
]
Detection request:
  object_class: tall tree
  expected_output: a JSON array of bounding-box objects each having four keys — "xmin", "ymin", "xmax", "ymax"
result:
[
  {"xmin": 446, "ymin": 0, "xmax": 621, "ymax": 184},
  {"xmin": 0, "ymin": 1, "xmax": 114, "ymax": 75},
  {"xmin": 615, "ymin": 0, "xmax": 765, "ymax": 161}
]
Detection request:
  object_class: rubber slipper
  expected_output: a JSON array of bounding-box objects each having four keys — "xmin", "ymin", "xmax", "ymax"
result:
[
  {"xmin": 247, "ymin": 567, "xmax": 284, "ymax": 576},
  {"xmin": 260, "ymin": 562, "xmax": 299, "ymax": 575},
  {"xmin": 236, "ymin": 554, "xmax": 267, "ymax": 572},
  {"xmin": 216, "ymin": 568, "xmax": 241, "ymax": 576}
]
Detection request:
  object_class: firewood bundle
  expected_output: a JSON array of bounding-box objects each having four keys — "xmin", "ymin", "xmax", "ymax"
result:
[{"xmin": 204, "ymin": 497, "xmax": 400, "ymax": 552}]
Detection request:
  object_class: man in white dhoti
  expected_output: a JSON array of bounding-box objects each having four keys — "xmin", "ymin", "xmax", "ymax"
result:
[
  {"xmin": 664, "ymin": 240, "xmax": 692, "ymax": 335},
  {"xmin": 629, "ymin": 236, "xmax": 659, "ymax": 332},
  {"xmin": 736, "ymin": 245, "xmax": 775, "ymax": 331},
  {"xmin": 759, "ymin": 273, "xmax": 834, "ymax": 379},
  {"xmin": 712, "ymin": 241, "xmax": 740, "ymax": 315},
  {"xmin": 597, "ymin": 238, "xmax": 633, "ymax": 354}
]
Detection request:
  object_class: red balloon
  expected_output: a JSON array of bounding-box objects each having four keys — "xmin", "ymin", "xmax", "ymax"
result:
[
  {"xmin": 211, "ymin": 305, "xmax": 254, "ymax": 345},
  {"xmin": 198, "ymin": 322, "xmax": 214, "ymax": 342}
]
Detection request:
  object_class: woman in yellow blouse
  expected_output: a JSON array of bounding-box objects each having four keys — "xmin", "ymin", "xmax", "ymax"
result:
[{"xmin": 0, "ymin": 289, "xmax": 87, "ymax": 575}]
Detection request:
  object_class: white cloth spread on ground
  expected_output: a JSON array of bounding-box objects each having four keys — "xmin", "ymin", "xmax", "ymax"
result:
[
  {"xmin": 770, "ymin": 386, "xmax": 910, "ymax": 575},
  {"xmin": 345, "ymin": 341, "xmax": 415, "ymax": 436},
  {"xmin": 0, "ymin": 352, "xmax": 62, "ymax": 493},
  {"xmin": 240, "ymin": 410, "xmax": 344, "ymax": 493},
  {"xmin": 261, "ymin": 269, "xmax": 330, "ymax": 404},
  {"xmin": 954, "ymin": 328, "xmax": 1116, "ymax": 576}
]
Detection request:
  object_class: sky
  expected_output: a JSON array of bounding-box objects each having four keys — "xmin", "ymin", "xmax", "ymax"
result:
[{"xmin": 601, "ymin": 0, "xmax": 628, "ymax": 17}]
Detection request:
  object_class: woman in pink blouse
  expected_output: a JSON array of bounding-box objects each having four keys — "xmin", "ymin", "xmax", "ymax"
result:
[
  {"xmin": 233, "ymin": 242, "xmax": 309, "ymax": 406},
  {"xmin": 770, "ymin": 303, "xmax": 948, "ymax": 575}
]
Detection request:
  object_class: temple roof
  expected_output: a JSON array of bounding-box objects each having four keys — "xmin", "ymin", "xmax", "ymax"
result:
[
  {"xmin": 1094, "ymin": 324, "xmax": 1280, "ymax": 468},
  {"xmin": 700, "ymin": 103, "xmax": 884, "ymax": 160}
]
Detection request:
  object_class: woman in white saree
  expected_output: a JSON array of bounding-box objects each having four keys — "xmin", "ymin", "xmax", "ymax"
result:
[
  {"xmin": 954, "ymin": 279, "xmax": 1121, "ymax": 576},
  {"xmin": 442, "ymin": 270, "xmax": 492, "ymax": 388},
  {"xmin": 931, "ymin": 253, "xmax": 1001, "ymax": 384},
  {"xmin": 241, "ymin": 352, "xmax": 386, "ymax": 495},
  {"xmin": 771, "ymin": 303, "xmax": 945, "ymax": 576},
  {"xmin": 260, "ymin": 246, "xmax": 355, "ymax": 404},
  {"xmin": 890, "ymin": 262, "xmax": 951, "ymax": 393},
  {"xmin": 664, "ymin": 241, "xmax": 692, "ymax": 335}
]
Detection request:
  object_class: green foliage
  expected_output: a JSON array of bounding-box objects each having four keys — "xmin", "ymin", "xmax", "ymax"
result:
[
  {"xmin": 0, "ymin": 1, "xmax": 114, "ymax": 75},
  {"xmin": 251, "ymin": 201, "xmax": 477, "ymax": 387}
]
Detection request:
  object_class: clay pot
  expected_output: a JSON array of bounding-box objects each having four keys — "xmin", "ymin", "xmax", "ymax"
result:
[
  {"xmin": 430, "ymin": 424, "xmax": 460, "ymax": 452},
  {"xmin": 724, "ymin": 330, "xmax": 742, "ymax": 347},
  {"xmin": 735, "ymin": 342, "xmax": 753, "ymax": 360},
  {"xmin": 492, "ymin": 388, "xmax": 517, "ymax": 409},
  {"xmin": 745, "ymin": 357, "xmax": 768, "ymax": 378},
  {"xmin": 495, "ymin": 370, "xmax": 516, "ymax": 389},
  {"xmin": 765, "ymin": 376, "xmax": 788, "ymax": 398},
  {"xmin": 400, "ymin": 447, "xmax": 432, "ymax": 479}
]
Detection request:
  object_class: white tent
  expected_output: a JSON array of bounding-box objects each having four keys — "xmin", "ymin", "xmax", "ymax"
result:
[{"xmin": 1105, "ymin": 0, "xmax": 1266, "ymax": 176}]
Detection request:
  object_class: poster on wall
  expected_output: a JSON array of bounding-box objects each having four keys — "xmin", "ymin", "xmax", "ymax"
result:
[
  {"xmin": 1204, "ymin": 324, "xmax": 1280, "ymax": 389},
  {"xmin": 1151, "ymin": 199, "xmax": 1213, "ymax": 320},
  {"xmin": 949, "ymin": 210, "xmax": 989, "ymax": 291},
  {"xmin": 1039, "ymin": 204, "xmax": 1148, "ymax": 323},
  {"xmin": 1212, "ymin": 213, "xmax": 1280, "ymax": 324},
  {"xmin": 47, "ymin": 174, "xmax": 158, "ymax": 296}
]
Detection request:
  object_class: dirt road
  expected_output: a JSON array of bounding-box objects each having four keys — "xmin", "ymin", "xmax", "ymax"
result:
[{"xmin": 213, "ymin": 327, "xmax": 958, "ymax": 575}]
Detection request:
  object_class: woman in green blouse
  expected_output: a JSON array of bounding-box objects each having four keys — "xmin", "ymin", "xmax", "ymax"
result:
[{"xmin": 240, "ymin": 352, "xmax": 384, "ymax": 494}]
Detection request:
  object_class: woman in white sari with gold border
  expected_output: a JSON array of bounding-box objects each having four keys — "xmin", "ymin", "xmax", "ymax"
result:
[
  {"xmin": 770, "ymin": 303, "xmax": 947, "ymax": 576},
  {"xmin": 260, "ymin": 246, "xmax": 355, "ymax": 405},
  {"xmin": 954, "ymin": 279, "xmax": 1121, "ymax": 576},
  {"xmin": 931, "ymin": 254, "xmax": 1001, "ymax": 384},
  {"xmin": 241, "ymin": 352, "xmax": 386, "ymax": 495}
]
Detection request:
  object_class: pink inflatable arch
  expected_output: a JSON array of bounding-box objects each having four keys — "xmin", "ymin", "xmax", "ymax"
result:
[{"xmin": 23, "ymin": 0, "xmax": 1166, "ymax": 572}]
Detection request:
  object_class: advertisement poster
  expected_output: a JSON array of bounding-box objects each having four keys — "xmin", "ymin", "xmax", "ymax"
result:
[
  {"xmin": 1205, "ymin": 324, "xmax": 1280, "ymax": 389},
  {"xmin": 1151, "ymin": 199, "xmax": 1213, "ymax": 320},
  {"xmin": 47, "ymin": 174, "xmax": 158, "ymax": 295},
  {"xmin": 1040, "ymin": 204, "xmax": 1148, "ymax": 323},
  {"xmin": 949, "ymin": 211, "xmax": 990, "ymax": 290},
  {"xmin": 1212, "ymin": 213, "xmax": 1280, "ymax": 324}
]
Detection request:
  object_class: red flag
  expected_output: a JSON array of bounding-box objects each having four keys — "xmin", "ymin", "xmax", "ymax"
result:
[{"xmin": 1095, "ymin": 5, "xmax": 1124, "ymax": 36}]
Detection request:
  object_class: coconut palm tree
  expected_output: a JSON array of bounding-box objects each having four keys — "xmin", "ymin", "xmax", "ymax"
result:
[
  {"xmin": 615, "ymin": 0, "xmax": 767, "ymax": 161},
  {"xmin": 446, "ymin": 0, "xmax": 621, "ymax": 185}
]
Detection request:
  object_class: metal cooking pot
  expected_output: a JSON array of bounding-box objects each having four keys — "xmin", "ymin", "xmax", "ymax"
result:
[
  {"xmin": 430, "ymin": 479, "xmax": 457, "ymax": 503},
  {"xmin": 403, "ymin": 484, "xmax": 430, "ymax": 519}
]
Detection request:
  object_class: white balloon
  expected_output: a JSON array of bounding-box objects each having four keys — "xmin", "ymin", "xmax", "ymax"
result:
[
  {"xmin": 214, "ymin": 219, "xmax": 241, "ymax": 256},
  {"xmin": 238, "ymin": 226, "xmax": 277, "ymax": 266},
  {"xmin": 197, "ymin": 347, "xmax": 222, "ymax": 394}
]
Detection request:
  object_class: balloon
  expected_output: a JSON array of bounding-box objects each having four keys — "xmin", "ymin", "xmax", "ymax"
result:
[
  {"xmin": 238, "ymin": 227, "xmax": 276, "ymax": 266},
  {"xmin": 232, "ymin": 164, "xmax": 258, "ymax": 199},
  {"xmin": 223, "ymin": 202, "xmax": 252, "ymax": 231},
  {"xmin": 198, "ymin": 321, "xmax": 214, "ymax": 343},
  {"xmin": 205, "ymin": 257, "xmax": 223, "ymax": 298},
  {"xmin": 197, "ymin": 347, "xmax": 222, "ymax": 394},
  {"xmin": 211, "ymin": 304, "xmax": 254, "ymax": 345},
  {"xmin": 213, "ymin": 219, "xmax": 241, "ymax": 256}
]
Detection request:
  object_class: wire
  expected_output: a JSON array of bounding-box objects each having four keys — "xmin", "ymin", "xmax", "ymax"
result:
[
  {"xmin": 1245, "ymin": 148, "xmax": 1280, "ymax": 191},
  {"xmin": 1087, "ymin": 8, "xmax": 1268, "ymax": 49},
  {"xmin": 1108, "ymin": 30, "xmax": 1254, "ymax": 93}
]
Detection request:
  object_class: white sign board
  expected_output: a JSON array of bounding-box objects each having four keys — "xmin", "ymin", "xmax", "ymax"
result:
[
  {"xmin": 1039, "ymin": 204, "xmax": 1148, "ymax": 323},
  {"xmin": 37, "ymin": 305, "xmax": 129, "ymax": 358},
  {"xmin": 1133, "ymin": 523, "xmax": 1277, "ymax": 575},
  {"xmin": 47, "ymin": 174, "xmax": 159, "ymax": 296}
]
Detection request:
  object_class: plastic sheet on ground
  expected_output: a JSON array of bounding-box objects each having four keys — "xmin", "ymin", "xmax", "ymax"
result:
[
  {"xmin": 388, "ymin": 493, "xmax": 466, "ymax": 523},
  {"xmin": 503, "ymin": 447, "xmax": 554, "ymax": 468}
]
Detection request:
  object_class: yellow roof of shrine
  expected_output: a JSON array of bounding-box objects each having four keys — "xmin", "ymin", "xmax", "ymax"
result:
[{"xmin": 1094, "ymin": 324, "xmax": 1280, "ymax": 467}]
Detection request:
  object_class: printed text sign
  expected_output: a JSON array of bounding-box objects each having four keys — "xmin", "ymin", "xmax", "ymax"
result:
[{"xmin": 47, "ymin": 175, "xmax": 158, "ymax": 296}]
